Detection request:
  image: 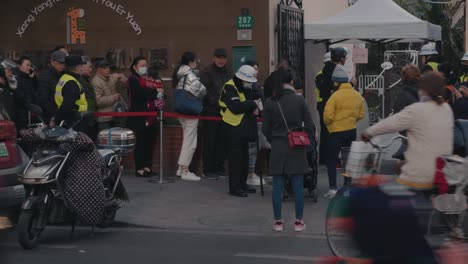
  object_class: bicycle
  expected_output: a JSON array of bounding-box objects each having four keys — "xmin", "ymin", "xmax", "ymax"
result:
[{"xmin": 325, "ymin": 135, "xmax": 468, "ymax": 258}]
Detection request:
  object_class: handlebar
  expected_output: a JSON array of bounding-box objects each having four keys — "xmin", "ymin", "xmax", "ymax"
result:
[{"xmin": 369, "ymin": 135, "xmax": 407, "ymax": 151}]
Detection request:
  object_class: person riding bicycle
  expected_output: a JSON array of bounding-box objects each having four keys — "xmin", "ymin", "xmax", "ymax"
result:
[
  {"xmin": 349, "ymin": 72, "xmax": 453, "ymax": 263},
  {"xmin": 362, "ymin": 72, "xmax": 453, "ymax": 189}
]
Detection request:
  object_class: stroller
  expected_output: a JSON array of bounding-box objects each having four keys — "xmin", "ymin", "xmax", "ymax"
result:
[{"xmin": 284, "ymin": 139, "xmax": 319, "ymax": 203}]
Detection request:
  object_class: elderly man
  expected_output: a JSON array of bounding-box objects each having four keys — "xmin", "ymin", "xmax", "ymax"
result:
[
  {"xmin": 200, "ymin": 48, "xmax": 232, "ymax": 180},
  {"xmin": 91, "ymin": 60, "xmax": 127, "ymax": 131}
]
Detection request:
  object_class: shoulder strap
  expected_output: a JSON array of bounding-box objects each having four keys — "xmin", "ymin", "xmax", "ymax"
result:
[
  {"xmin": 276, "ymin": 100, "xmax": 290, "ymax": 132},
  {"xmin": 182, "ymin": 75, "xmax": 188, "ymax": 91}
]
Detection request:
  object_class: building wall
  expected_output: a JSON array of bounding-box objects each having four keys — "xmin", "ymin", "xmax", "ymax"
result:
[{"xmin": 0, "ymin": 0, "xmax": 271, "ymax": 80}]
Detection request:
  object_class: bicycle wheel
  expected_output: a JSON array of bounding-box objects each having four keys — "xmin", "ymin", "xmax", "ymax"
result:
[{"xmin": 325, "ymin": 188, "xmax": 362, "ymax": 258}]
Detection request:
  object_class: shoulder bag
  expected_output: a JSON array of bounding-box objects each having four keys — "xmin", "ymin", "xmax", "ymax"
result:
[
  {"xmin": 174, "ymin": 74, "xmax": 203, "ymax": 115},
  {"xmin": 277, "ymin": 101, "xmax": 310, "ymax": 148}
]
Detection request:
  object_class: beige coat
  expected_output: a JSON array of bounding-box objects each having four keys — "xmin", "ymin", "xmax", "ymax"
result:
[
  {"xmin": 365, "ymin": 101, "xmax": 454, "ymax": 189},
  {"xmin": 91, "ymin": 74, "xmax": 127, "ymax": 123}
]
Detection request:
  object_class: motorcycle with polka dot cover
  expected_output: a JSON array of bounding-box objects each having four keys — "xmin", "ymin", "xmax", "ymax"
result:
[{"xmin": 16, "ymin": 106, "xmax": 129, "ymax": 250}]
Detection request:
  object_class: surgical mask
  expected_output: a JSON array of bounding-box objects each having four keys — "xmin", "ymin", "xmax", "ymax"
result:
[
  {"xmin": 138, "ymin": 67, "xmax": 148, "ymax": 76},
  {"xmin": 244, "ymin": 83, "xmax": 253, "ymax": 89},
  {"xmin": 8, "ymin": 75, "xmax": 17, "ymax": 90}
]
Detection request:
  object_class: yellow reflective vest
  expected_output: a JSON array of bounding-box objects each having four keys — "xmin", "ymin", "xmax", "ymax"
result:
[
  {"xmin": 219, "ymin": 79, "xmax": 246, "ymax": 127},
  {"xmin": 315, "ymin": 70, "xmax": 323, "ymax": 103},
  {"xmin": 426, "ymin": 62, "xmax": 439, "ymax": 72},
  {"xmin": 55, "ymin": 74, "xmax": 88, "ymax": 112},
  {"xmin": 460, "ymin": 74, "xmax": 468, "ymax": 84}
]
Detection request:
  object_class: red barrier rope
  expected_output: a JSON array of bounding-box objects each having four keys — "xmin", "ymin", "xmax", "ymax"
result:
[{"xmin": 95, "ymin": 112, "xmax": 263, "ymax": 122}]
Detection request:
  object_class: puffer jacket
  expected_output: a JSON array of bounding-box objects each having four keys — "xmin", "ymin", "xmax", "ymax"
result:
[
  {"xmin": 324, "ymin": 83, "xmax": 365, "ymax": 133},
  {"xmin": 176, "ymin": 65, "xmax": 206, "ymax": 98}
]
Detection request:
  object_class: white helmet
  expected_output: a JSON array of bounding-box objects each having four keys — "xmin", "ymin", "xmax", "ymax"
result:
[
  {"xmin": 236, "ymin": 65, "xmax": 257, "ymax": 83},
  {"xmin": 420, "ymin": 42, "xmax": 438, "ymax": 56},
  {"xmin": 461, "ymin": 52, "xmax": 468, "ymax": 61},
  {"xmin": 323, "ymin": 52, "xmax": 331, "ymax": 63}
]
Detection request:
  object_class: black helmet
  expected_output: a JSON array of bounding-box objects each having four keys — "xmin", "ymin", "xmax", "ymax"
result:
[{"xmin": 331, "ymin": 47, "xmax": 347, "ymax": 62}]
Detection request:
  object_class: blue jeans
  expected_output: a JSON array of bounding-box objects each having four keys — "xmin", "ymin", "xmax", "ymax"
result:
[
  {"xmin": 326, "ymin": 129, "xmax": 356, "ymax": 189},
  {"xmin": 272, "ymin": 175, "xmax": 304, "ymax": 220}
]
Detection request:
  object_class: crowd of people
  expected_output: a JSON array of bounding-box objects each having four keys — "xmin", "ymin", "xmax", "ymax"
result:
[{"xmin": 2, "ymin": 41, "xmax": 468, "ymax": 238}]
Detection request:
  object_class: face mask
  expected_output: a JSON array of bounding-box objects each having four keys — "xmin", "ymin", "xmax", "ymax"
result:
[
  {"xmin": 244, "ymin": 83, "xmax": 253, "ymax": 89},
  {"xmin": 8, "ymin": 75, "xmax": 17, "ymax": 90},
  {"xmin": 138, "ymin": 67, "xmax": 148, "ymax": 76}
]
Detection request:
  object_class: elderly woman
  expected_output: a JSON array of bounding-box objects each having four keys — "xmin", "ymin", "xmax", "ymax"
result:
[{"xmin": 262, "ymin": 69, "xmax": 315, "ymax": 232}]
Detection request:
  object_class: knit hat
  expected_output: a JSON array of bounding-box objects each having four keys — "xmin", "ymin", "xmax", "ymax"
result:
[{"xmin": 332, "ymin": 64, "xmax": 350, "ymax": 83}]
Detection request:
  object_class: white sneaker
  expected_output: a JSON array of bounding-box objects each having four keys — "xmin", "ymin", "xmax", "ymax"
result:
[
  {"xmin": 246, "ymin": 173, "xmax": 266, "ymax": 186},
  {"xmin": 181, "ymin": 171, "xmax": 201, "ymax": 181},
  {"xmin": 176, "ymin": 167, "xmax": 182, "ymax": 177},
  {"xmin": 323, "ymin": 189, "xmax": 337, "ymax": 199}
]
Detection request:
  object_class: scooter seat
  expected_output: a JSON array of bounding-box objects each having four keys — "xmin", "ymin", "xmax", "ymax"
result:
[{"xmin": 98, "ymin": 149, "xmax": 115, "ymax": 165}]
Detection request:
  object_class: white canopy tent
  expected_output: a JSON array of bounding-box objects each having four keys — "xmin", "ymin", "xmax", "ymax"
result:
[{"xmin": 305, "ymin": 0, "xmax": 442, "ymax": 43}]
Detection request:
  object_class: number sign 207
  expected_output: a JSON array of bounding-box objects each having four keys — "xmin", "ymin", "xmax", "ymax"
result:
[{"xmin": 237, "ymin": 16, "xmax": 254, "ymax": 29}]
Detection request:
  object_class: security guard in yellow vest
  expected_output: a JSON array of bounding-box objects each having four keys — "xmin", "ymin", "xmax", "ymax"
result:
[
  {"xmin": 459, "ymin": 52, "xmax": 468, "ymax": 84},
  {"xmin": 420, "ymin": 42, "xmax": 442, "ymax": 73},
  {"xmin": 54, "ymin": 54, "xmax": 88, "ymax": 128},
  {"xmin": 219, "ymin": 65, "xmax": 259, "ymax": 197}
]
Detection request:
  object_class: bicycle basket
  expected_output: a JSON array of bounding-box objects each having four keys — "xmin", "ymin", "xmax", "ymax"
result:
[{"xmin": 344, "ymin": 141, "xmax": 383, "ymax": 179}]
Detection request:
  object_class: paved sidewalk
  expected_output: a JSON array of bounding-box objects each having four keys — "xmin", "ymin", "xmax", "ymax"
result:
[{"xmin": 117, "ymin": 166, "xmax": 332, "ymax": 235}]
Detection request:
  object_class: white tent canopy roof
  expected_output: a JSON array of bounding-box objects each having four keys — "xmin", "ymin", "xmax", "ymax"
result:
[{"xmin": 305, "ymin": 0, "xmax": 441, "ymax": 42}]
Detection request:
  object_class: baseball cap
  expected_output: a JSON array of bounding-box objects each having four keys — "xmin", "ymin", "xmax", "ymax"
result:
[
  {"xmin": 214, "ymin": 48, "xmax": 228, "ymax": 58},
  {"xmin": 51, "ymin": 50, "xmax": 67, "ymax": 63},
  {"xmin": 65, "ymin": 54, "xmax": 85, "ymax": 67}
]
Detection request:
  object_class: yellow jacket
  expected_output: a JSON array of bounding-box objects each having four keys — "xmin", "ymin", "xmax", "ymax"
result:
[{"xmin": 324, "ymin": 83, "xmax": 365, "ymax": 133}]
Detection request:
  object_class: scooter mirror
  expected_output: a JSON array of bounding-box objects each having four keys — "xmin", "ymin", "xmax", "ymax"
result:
[
  {"xmin": 381, "ymin": 62, "xmax": 394, "ymax": 70},
  {"xmin": 28, "ymin": 104, "xmax": 43, "ymax": 115}
]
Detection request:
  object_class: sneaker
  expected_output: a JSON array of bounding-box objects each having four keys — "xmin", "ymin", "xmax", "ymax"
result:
[
  {"xmin": 273, "ymin": 220, "xmax": 284, "ymax": 232},
  {"xmin": 294, "ymin": 220, "xmax": 306, "ymax": 232},
  {"xmin": 323, "ymin": 189, "xmax": 337, "ymax": 199},
  {"xmin": 246, "ymin": 173, "xmax": 266, "ymax": 186},
  {"xmin": 203, "ymin": 172, "xmax": 220, "ymax": 180},
  {"xmin": 216, "ymin": 171, "xmax": 228, "ymax": 179},
  {"xmin": 181, "ymin": 171, "xmax": 201, "ymax": 181},
  {"xmin": 176, "ymin": 167, "xmax": 182, "ymax": 177}
]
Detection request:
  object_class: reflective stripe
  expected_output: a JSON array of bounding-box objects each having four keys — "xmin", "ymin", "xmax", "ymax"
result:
[
  {"xmin": 460, "ymin": 74, "xmax": 468, "ymax": 83},
  {"xmin": 55, "ymin": 74, "xmax": 88, "ymax": 112},
  {"xmin": 315, "ymin": 70, "xmax": 323, "ymax": 103},
  {"xmin": 219, "ymin": 79, "xmax": 246, "ymax": 127}
]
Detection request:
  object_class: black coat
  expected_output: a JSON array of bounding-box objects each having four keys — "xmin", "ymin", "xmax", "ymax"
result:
[
  {"xmin": 14, "ymin": 70, "xmax": 38, "ymax": 130},
  {"xmin": 0, "ymin": 84, "xmax": 15, "ymax": 121},
  {"xmin": 37, "ymin": 67, "xmax": 62, "ymax": 120},
  {"xmin": 454, "ymin": 97, "xmax": 468, "ymax": 120},
  {"xmin": 126, "ymin": 73, "xmax": 158, "ymax": 131},
  {"xmin": 320, "ymin": 61, "xmax": 337, "ymax": 105},
  {"xmin": 262, "ymin": 88, "xmax": 315, "ymax": 176},
  {"xmin": 393, "ymin": 81, "xmax": 419, "ymax": 114},
  {"xmin": 200, "ymin": 64, "xmax": 231, "ymax": 115}
]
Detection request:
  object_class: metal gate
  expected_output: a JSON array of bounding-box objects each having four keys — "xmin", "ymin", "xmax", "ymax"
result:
[{"xmin": 277, "ymin": 3, "xmax": 305, "ymax": 80}]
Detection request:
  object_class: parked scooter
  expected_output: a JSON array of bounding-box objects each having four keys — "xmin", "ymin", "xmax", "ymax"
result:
[{"xmin": 16, "ymin": 106, "xmax": 131, "ymax": 249}]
